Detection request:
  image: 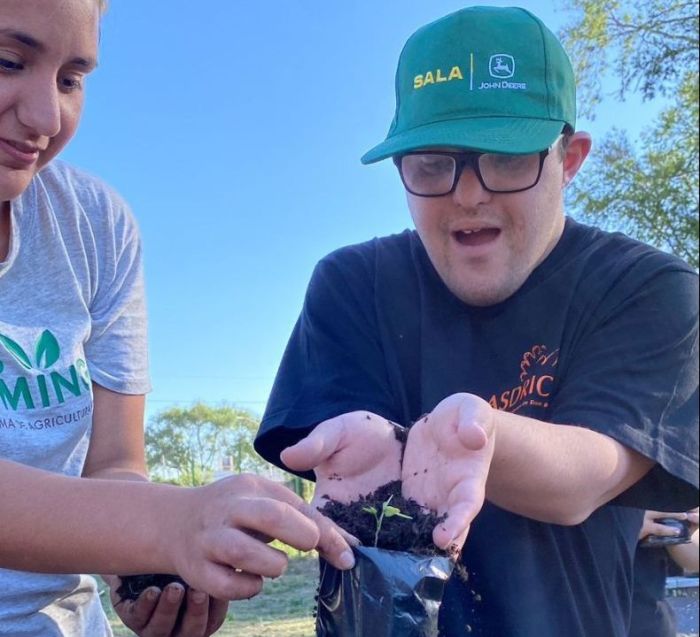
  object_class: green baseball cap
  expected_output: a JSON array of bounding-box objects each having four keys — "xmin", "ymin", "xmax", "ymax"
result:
[{"xmin": 361, "ymin": 6, "xmax": 576, "ymax": 163}]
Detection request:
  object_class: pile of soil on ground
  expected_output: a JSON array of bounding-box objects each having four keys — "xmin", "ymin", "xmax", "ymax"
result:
[
  {"xmin": 117, "ymin": 574, "xmax": 188, "ymax": 601},
  {"xmin": 319, "ymin": 480, "xmax": 447, "ymax": 554}
]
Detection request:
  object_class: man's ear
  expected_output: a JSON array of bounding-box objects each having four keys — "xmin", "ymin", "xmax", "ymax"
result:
[{"xmin": 562, "ymin": 132, "xmax": 592, "ymax": 186}]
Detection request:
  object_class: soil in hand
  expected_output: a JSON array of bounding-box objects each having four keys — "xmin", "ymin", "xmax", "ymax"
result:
[
  {"xmin": 117, "ymin": 574, "xmax": 188, "ymax": 601},
  {"xmin": 319, "ymin": 480, "xmax": 447, "ymax": 554}
]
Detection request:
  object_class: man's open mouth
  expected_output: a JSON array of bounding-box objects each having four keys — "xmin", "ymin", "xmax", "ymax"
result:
[{"xmin": 453, "ymin": 228, "xmax": 501, "ymax": 246}]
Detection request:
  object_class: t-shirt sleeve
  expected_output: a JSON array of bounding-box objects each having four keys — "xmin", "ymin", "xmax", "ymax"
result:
[
  {"xmin": 255, "ymin": 246, "xmax": 402, "ymax": 472},
  {"xmin": 550, "ymin": 268, "xmax": 698, "ymax": 510},
  {"xmin": 84, "ymin": 190, "xmax": 150, "ymax": 395}
]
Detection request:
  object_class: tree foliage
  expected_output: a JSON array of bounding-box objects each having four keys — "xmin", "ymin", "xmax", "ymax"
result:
[
  {"xmin": 146, "ymin": 402, "xmax": 269, "ymax": 486},
  {"xmin": 560, "ymin": 0, "xmax": 698, "ymax": 116},
  {"xmin": 560, "ymin": 0, "xmax": 699, "ymax": 268}
]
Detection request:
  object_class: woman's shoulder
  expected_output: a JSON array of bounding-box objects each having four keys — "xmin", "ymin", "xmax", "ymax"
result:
[
  {"xmin": 36, "ymin": 160, "xmax": 126, "ymax": 205},
  {"xmin": 32, "ymin": 160, "xmax": 137, "ymax": 234}
]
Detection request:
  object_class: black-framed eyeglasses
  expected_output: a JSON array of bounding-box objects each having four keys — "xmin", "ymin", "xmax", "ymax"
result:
[{"xmin": 393, "ymin": 147, "xmax": 550, "ymax": 197}]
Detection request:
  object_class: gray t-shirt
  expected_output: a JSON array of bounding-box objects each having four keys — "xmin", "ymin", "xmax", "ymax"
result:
[{"xmin": 0, "ymin": 161, "xmax": 150, "ymax": 636}]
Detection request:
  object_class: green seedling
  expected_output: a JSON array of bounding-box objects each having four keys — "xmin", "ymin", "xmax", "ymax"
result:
[{"xmin": 362, "ymin": 495, "xmax": 413, "ymax": 547}]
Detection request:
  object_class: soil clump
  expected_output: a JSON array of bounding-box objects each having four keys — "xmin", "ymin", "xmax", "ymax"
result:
[
  {"xmin": 117, "ymin": 574, "xmax": 188, "ymax": 601},
  {"xmin": 319, "ymin": 479, "xmax": 447, "ymax": 554}
]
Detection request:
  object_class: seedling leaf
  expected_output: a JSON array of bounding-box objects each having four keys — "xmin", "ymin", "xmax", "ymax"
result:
[
  {"xmin": 365, "ymin": 495, "xmax": 413, "ymax": 547},
  {"xmin": 384, "ymin": 505, "xmax": 412, "ymax": 520}
]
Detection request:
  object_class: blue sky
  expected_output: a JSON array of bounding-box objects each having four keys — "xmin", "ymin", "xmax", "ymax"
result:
[{"xmin": 60, "ymin": 1, "xmax": 661, "ymax": 422}]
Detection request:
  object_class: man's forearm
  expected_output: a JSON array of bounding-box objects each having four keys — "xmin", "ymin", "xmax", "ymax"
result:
[
  {"xmin": 0, "ymin": 459, "xmax": 186, "ymax": 575},
  {"xmin": 485, "ymin": 410, "xmax": 654, "ymax": 524}
]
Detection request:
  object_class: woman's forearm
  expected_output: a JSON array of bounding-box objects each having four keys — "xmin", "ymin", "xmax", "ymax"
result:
[{"xmin": 0, "ymin": 458, "xmax": 185, "ymax": 575}]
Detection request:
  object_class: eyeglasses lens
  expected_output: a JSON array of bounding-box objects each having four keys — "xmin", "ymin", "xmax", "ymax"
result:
[
  {"xmin": 479, "ymin": 153, "xmax": 541, "ymax": 192},
  {"xmin": 400, "ymin": 154, "xmax": 456, "ymax": 196},
  {"xmin": 400, "ymin": 152, "xmax": 542, "ymax": 195}
]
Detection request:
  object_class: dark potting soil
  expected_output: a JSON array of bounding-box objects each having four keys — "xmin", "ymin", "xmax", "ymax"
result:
[
  {"xmin": 116, "ymin": 573, "xmax": 188, "ymax": 601},
  {"xmin": 117, "ymin": 420, "xmax": 447, "ymax": 600},
  {"xmin": 320, "ymin": 479, "xmax": 448, "ymax": 555}
]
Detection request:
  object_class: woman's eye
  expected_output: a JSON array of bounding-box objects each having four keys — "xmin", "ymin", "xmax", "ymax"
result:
[
  {"xmin": 59, "ymin": 75, "xmax": 83, "ymax": 92},
  {"xmin": 0, "ymin": 57, "xmax": 23, "ymax": 72}
]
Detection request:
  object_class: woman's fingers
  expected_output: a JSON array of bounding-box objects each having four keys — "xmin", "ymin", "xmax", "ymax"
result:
[
  {"xmin": 199, "ymin": 562, "xmax": 264, "ymax": 601},
  {"xmin": 300, "ymin": 502, "xmax": 357, "ymax": 570},
  {"xmin": 228, "ymin": 497, "xmax": 320, "ymax": 554}
]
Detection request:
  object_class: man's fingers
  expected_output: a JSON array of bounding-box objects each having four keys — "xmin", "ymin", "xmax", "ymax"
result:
[
  {"xmin": 173, "ymin": 589, "xmax": 210, "ymax": 637},
  {"xmin": 457, "ymin": 420, "xmax": 489, "ymax": 450},
  {"xmin": 281, "ymin": 420, "xmax": 343, "ymax": 471},
  {"xmin": 433, "ymin": 522, "xmax": 469, "ymax": 554},
  {"xmin": 434, "ymin": 479, "xmax": 486, "ymax": 550},
  {"xmin": 456, "ymin": 397, "xmax": 493, "ymax": 450},
  {"xmin": 433, "ymin": 502, "xmax": 475, "ymax": 551}
]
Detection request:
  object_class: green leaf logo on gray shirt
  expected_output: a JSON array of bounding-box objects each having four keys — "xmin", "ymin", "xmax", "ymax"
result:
[{"xmin": 0, "ymin": 330, "xmax": 91, "ymax": 411}]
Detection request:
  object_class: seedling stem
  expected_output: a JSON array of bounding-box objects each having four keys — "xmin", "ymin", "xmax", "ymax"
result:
[{"xmin": 362, "ymin": 495, "xmax": 413, "ymax": 547}]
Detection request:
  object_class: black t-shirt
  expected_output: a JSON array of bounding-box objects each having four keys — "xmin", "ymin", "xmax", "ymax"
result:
[
  {"xmin": 629, "ymin": 546, "xmax": 679, "ymax": 637},
  {"xmin": 256, "ymin": 218, "xmax": 699, "ymax": 637}
]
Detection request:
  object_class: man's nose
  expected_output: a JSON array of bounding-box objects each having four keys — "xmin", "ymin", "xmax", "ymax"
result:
[
  {"xmin": 451, "ymin": 165, "xmax": 493, "ymax": 209},
  {"xmin": 17, "ymin": 77, "xmax": 62, "ymax": 138}
]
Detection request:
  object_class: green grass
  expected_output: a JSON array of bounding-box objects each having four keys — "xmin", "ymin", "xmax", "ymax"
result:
[{"xmin": 101, "ymin": 555, "xmax": 319, "ymax": 637}]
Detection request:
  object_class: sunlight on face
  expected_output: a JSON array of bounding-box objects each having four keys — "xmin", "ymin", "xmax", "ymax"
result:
[{"xmin": 0, "ymin": 0, "xmax": 99, "ymax": 203}]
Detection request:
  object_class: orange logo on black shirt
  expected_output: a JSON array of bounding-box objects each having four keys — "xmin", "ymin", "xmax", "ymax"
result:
[{"xmin": 488, "ymin": 345, "xmax": 559, "ymax": 413}]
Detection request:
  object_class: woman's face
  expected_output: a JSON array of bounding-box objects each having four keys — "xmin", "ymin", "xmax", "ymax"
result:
[{"xmin": 0, "ymin": 0, "xmax": 99, "ymax": 203}]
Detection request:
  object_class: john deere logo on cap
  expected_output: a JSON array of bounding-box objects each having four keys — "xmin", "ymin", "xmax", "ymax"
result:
[
  {"xmin": 478, "ymin": 52, "xmax": 527, "ymax": 91},
  {"xmin": 489, "ymin": 54, "xmax": 514, "ymax": 79}
]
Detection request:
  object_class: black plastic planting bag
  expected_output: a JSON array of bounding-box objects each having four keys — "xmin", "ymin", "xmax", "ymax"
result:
[{"xmin": 316, "ymin": 546, "xmax": 454, "ymax": 637}]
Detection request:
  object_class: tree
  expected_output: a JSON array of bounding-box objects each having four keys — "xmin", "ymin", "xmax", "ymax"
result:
[
  {"xmin": 146, "ymin": 402, "xmax": 270, "ymax": 486},
  {"xmin": 559, "ymin": 0, "xmax": 699, "ymax": 268}
]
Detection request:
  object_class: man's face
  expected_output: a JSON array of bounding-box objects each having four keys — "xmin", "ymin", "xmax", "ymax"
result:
[{"xmin": 406, "ymin": 135, "xmax": 589, "ymax": 306}]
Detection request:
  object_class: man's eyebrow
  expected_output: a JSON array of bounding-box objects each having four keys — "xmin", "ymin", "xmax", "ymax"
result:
[{"xmin": 0, "ymin": 28, "xmax": 98, "ymax": 71}]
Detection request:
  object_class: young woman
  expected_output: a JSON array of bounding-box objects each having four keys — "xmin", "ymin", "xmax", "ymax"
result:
[{"xmin": 0, "ymin": 1, "xmax": 353, "ymax": 635}]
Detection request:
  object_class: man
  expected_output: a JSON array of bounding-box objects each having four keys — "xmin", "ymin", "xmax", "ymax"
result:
[{"xmin": 255, "ymin": 6, "xmax": 699, "ymax": 636}]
